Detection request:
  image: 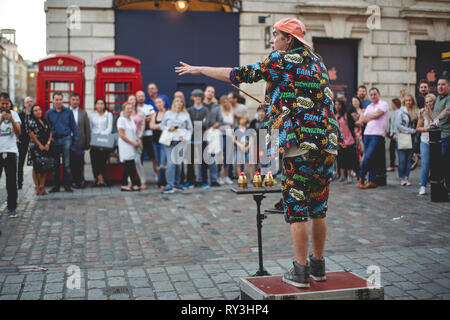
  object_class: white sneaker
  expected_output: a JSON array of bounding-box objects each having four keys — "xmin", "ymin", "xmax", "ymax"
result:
[
  {"xmin": 419, "ymin": 186, "xmax": 426, "ymax": 195},
  {"xmin": 217, "ymin": 177, "xmax": 225, "ymax": 185},
  {"xmin": 405, "ymin": 180, "xmax": 411, "ymax": 186},
  {"xmin": 224, "ymin": 176, "xmax": 233, "ymax": 185},
  {"xmin": 400, "ymin": 180, "xmax": 407, "ymax": 186}
]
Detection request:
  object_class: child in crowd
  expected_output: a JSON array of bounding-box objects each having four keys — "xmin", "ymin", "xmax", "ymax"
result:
[{"xmin": 233, "ymin": 116, "xmax": 255, "ymax": 178}]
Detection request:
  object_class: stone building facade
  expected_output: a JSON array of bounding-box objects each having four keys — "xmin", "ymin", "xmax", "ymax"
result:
[{"xmin": 44, "ymin": 0, "xmax": 450, "ymax": 113}]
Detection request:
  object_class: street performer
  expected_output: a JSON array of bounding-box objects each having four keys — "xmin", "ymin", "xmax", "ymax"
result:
[{"xmin": 175, "ymin": 17, "xmax": 344, "ymax": 288}]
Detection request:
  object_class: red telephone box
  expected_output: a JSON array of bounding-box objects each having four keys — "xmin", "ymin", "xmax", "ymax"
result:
[
  {"xmin": 94, "ymin": 55, "xmax": 143, "ymax": 181},
  {"xmin": 36, "ymin": 54, "xmax": 85, "ymax": 115}
]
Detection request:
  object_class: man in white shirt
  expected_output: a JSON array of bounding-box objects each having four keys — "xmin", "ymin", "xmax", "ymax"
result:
[
  {"xmin": 0, "ymin": 92, "xmax": 21, "ymax": 218},
  {"xmin": 136, "ymin": 90, "xmax": 158, "ymax": 179}
]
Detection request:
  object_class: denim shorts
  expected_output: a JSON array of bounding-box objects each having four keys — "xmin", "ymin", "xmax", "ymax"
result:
[{"xmin": 281, "ymin": 150, "xmax": 335, "ymax": 223}]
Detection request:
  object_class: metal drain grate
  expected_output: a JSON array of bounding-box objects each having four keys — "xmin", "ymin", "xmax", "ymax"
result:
[{"xmin": 104, "ymin": 286, "xmax": 130, "ymax": 295}]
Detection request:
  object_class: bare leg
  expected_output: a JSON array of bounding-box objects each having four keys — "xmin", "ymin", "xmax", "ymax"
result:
[
  {"xmin": 152, "ymin": 158, "xmax": 159, "ymax": 175},
  {"xmin": 290, "ymin": 221, "xmax": 309, "ymax": 265},
  {"xmin": 311, "ymin": 218, "xmax": 327, "ymax": 260},
  {"xmin": 32, "ymin": 169, "xmax": 40, "ymax": 194},
  {"xmin": 39, "ymin": 174, "xmax": 47, "ymax": 195}
]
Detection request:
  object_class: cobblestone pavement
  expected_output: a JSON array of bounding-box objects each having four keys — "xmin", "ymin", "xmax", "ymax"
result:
[{"xmin": 0, "ymin": 162, "xmax": 449, "ymax": 300}]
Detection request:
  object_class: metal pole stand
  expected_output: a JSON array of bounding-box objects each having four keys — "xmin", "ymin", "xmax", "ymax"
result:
[
  {"xmin": 253, "ymin": 193, "xmax": 270, "ymax": 277},
  {"xmin": 429, "ymin": 126, "xmax": 449, "ymax": 202},
  {"xmin": 231, "ymin": 187, "xmax": 282, "ymax": 277}
]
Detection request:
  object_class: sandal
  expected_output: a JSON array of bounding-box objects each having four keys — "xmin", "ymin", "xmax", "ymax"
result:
[
  {"xmin": 40, "ymin": 186, "xmax": 48, "ymax": 195},
  {"xmin": 35, "ymin": 186, "xmax": 41, "ymax": 195},
  {"xmin": 121, "ymin": 187, "xmax": 132, "ymax": 192}
]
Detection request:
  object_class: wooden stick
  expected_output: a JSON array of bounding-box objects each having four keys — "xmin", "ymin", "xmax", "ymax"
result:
[{"xmin": 231, "ymin": 84, "xmax": 262, "ymax": 104}]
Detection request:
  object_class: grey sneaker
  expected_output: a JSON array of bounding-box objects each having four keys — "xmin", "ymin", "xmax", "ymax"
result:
[
  {"xmin": 8, "ymin": 210, "xmax": 18, "ymax": 219},
  {"xmin": 282, "ymin": 261, "xmax": 310, "ymax": 288},
  {"xmin": 309, "ymin": 254, "xmax": 326, "ymax": 281}
]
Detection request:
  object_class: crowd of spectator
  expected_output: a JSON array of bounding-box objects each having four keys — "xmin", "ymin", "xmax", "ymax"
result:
[{"xmin": 0, "ymin": 75, "xmax": 449, "ymax": 218}]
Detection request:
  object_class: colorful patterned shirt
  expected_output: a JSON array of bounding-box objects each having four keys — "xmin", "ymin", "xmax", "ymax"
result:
[{"xmin": 230, "ymin": 45, "xmax": 344, "ymax": 155}]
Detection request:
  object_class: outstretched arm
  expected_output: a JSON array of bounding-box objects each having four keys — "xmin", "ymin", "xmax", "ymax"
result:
[{"xmin": 175, "ymin": 61, "xmax": 232, "ymax": 83}]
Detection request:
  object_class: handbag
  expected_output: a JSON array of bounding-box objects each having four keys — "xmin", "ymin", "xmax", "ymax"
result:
[
  {"xmin": 397, "ymin": 110, "xmax": 413, "ymax": 150},
  {"xmin": 397, "ymin": 133, "xmax": 412, "ymax": 150},
  {"xmin": 90, "ymin": 133, "xmax": 118, "ymax": 152},
  {"xmin": 34, "ymin": 155, "xmax": 57, "ymax": 174},
  {"xmin": 159, "ymin": 130, "xmax": 174, "ymax": 146}
]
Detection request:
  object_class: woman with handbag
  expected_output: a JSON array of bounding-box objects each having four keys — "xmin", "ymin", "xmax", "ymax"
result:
[
  {"xmin": 118, "ymin": 102, "xmax": 141, "ymax": 192},
  {"xmin": 89, "ymin": 98, "xmax": 113, "ymax": 186},
  {"xmin": 26, "ymin": 104, "xmax": 53, "ymax": 195},
  {"xmin": 160, "ymin": 96, "xmax": 193, "ymax": 193},
  {"xmin": 149, "ymin": 96, "xmax": 167, "ymax": 189},
  {"xmin": 416, "ymin": 93, "xmax": 436, "ymax": 195},
  {"xmin": 395, "ymin": 94, "xmax": 418, "ymax": 186}
]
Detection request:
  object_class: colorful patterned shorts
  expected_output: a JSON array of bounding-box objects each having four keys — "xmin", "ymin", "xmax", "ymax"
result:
[{"xmin": 281, "ymin": 150, "xmax": 336, "ymax": 223}]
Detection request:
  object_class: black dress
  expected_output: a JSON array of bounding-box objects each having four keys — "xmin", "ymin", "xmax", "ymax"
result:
[{"xmin": 26, "ymin": 117, "xmax": 51, "ymax": 173}]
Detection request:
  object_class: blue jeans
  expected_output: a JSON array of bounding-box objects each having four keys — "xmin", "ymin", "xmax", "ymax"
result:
[
  {"xmin": 197, "ymin": 161, "xmax": 218, "ymax": 184},
  {"xmin": 397, "ymin": 147, "xmax": 413, "ymax": 179},
  {"xmin": 165, "ymin": 141, "xmax": 183, "ymax": 189},
  {"xmin": 153, "ymin": 142, "xmax": 167, "ymax": 186},
  {"xmin": 359, "ymin": 135, "xmax": 383, "ymax": 183},
  {"xmin": 52, "ymin": 136, "xmax": 72, "ymax": 188},
  {"xmin": 420, "ymin": 141, "xmax": 430, "ymax": 187}
]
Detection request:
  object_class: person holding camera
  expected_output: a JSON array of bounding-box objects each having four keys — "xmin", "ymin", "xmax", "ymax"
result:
[{"xmin": 0, "ymin": 92, "xmax": 21, "ymax": 218}]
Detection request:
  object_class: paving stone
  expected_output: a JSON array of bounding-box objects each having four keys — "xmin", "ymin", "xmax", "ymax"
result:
[
  {"xmin": 156, "ymin": 291, "xmax": 179, "ymax": 300},
  {"xmin": 395, "ymin": 281, "xmax": 420, "ymax": 291},
  {"xmin": 20, "ymin": 291, "xmax": 42, "ymax": 300},
  {"xmin": 193, "ymin": 278, "xmax": 214, "ymax": 289},
  {"xmin": 87, "ymin": 289, "xmax": 108, "ymax": 300},
  {"xmin": 106, "ymin": 270, "xmax": 125, "ymax": 277},
  {"xmin": 5, "ymin": 275, "xmax": 25, "ymax": 284},
  {"xmin": 418, "ymin": 282, "xmax": 449, "ymax": 295},
  {"xmin": 169, "ymin": 273, "xmax": 190, "ymax": 282},
  {"xmin": 198, "ymin": 287, "xmax": 221, "ymax": 299},
  {"xmin": 22, "ymin": 281, "xmax": 43, "ymax": 292},
  {"xmin": 87, "ymin": 271, "xmax": 105, "ymax": 280},
  {"xmin": 107, "ymin": 277, "xmax": 127, "ymax": 287},
  {"xmin": 88, "ymin": 280, "xmax": 106, "ymax": 289},
  {"xmin": 128, "ymin": 277, "xmax": 150, "ymax": 288},
  {"xmin": 0, "ymin": 294, "xmax": 19, "ymax": 300},
  {"xmin": 126, "ymin": 269, "xmax": 146, "ymax": 278},
  {"xmin": 152, "ymin": 281, "xmax": 174, "ymax": 292},
  {"xmin": 149, "ymin": 273, "xmax": 169, "ymax": 282},
  {"xmin": 44, "ymin": 282, "xmax": 64, "ymax": 294},
  {"xmin": 65, "ymin": 288, "xmax": 86, "ymax": 299},
  {"xmin": 407, "ymin": 289, "xmax": 434, "ymax": 300},
  {"xmin": 166, "ymin": 266, "xmax": 185, "ymax": 275},
  {"xmin": 132, "ymin": 287, "xmax": 155, "ymax": 298},
  {"xmin": 43, "ymin": 293, "xmax": 63, "ymax": 300},
  {"xmin": 1, "ymin": 283, "xmax": 22, "ymax": 295}
]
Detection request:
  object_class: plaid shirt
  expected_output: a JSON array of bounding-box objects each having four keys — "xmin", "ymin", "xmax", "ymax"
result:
[{"xmin": 230, "ymin": 45, "xmax": 344, "ymax": 155}]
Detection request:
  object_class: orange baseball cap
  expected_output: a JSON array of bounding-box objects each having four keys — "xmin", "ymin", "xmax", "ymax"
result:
[{"xmin": 273, "ymin": 17, "xmax": 311, "ymax": 48}]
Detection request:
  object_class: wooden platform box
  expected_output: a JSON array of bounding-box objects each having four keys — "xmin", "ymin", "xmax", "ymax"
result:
[{"xmin": 239, "ymin": 271, "xmax": 384, "ymax": 300}]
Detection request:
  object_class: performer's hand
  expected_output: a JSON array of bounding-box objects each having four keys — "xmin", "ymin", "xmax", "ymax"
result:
[{"xmin": 175, "ymin": 61, "xmax": 201, "ymax": 76}]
